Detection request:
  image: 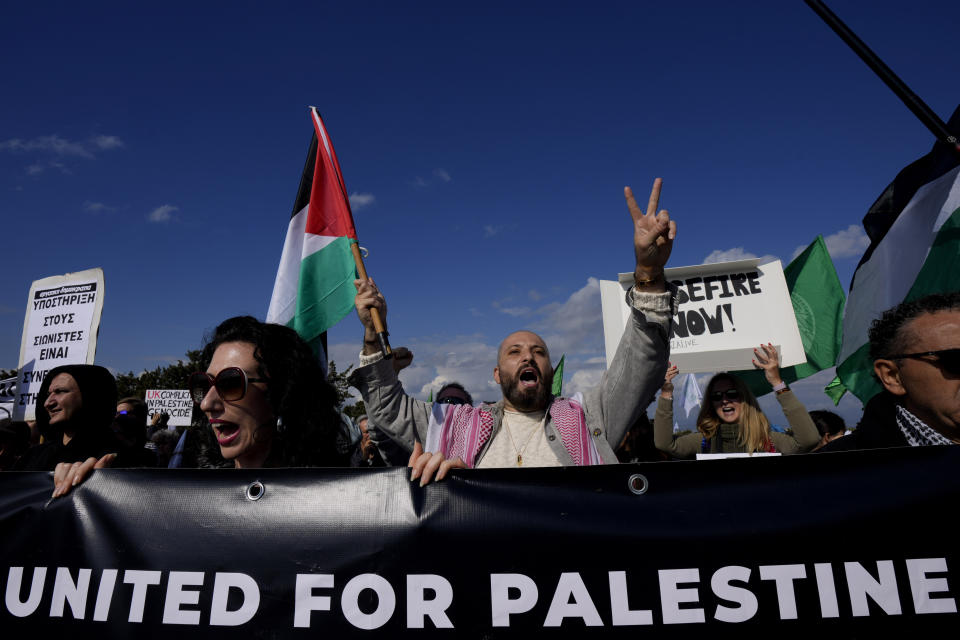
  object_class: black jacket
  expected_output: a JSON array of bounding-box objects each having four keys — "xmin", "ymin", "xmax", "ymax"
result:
[{"xmin": 819, "ymin": 391, "xmax": 909, "ymax": 452}]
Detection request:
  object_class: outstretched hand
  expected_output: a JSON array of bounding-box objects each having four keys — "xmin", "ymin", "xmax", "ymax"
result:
[
  {"xmin": 408, "ymin": 441, "xmax": 466, "ymax": 486},
  {"xmin": 51, "ymin": 453, "xmax": 116, "ymax": 498},
  {"xmin": 625, "ymin": 178, "xmax": 676, "ymax": 289},
  {"xmin": 752, "ymin": 343, "xmax": 783, "ymax": 388}
]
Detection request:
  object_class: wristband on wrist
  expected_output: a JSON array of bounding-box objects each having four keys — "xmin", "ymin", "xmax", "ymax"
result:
[
  {"xmin": 772, "ymin": 381, "xmax": 788, "ymax": 395},
  {"xmin": 635, "ymin": 272, "xmax": 664, "ymax": 286}
]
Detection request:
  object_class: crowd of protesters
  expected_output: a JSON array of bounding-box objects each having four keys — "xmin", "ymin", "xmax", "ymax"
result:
[{"xmin": 1, "ymin": 180, "xmax": 958, "ymax": 494}]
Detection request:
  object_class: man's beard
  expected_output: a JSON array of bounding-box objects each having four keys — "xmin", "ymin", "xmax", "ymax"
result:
[{"xmin": 500, "ymin": 365, "xmax": 554, "ymax": 412}]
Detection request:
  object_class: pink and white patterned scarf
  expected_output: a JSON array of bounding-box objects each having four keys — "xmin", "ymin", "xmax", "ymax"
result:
[{"xmin": 424, "ymin": 393, "xmax": 603, "ymax": 467}]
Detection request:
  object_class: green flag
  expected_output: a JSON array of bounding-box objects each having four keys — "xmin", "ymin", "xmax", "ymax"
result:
[
  {"xmin": 552, "ymin": 354, "xmax": 565, "ymax": 396},
  {"xmin": 735, "ymin": 236, "xmax": 845, "ymax": 397},
  {"xmin": 823, "ymin": 375, "xmax": 846, "ymax": 406}
]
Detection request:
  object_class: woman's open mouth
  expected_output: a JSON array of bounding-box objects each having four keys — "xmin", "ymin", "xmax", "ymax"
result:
[{"xmin": 211, "ymin": 421, "xmax": 240, "ymax": 446}]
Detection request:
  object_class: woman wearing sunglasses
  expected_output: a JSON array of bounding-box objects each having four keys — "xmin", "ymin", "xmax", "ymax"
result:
[
  {"xmin": 187, "ymin": 316, "xmax": 351, "ymax": 469},
  {"xmin": 50, "ymin": 317, "xmax": 351, "ymax": 495},
  {"xmin": 653, "ymin": 344, "xmax": 819, "ymax": 458}
]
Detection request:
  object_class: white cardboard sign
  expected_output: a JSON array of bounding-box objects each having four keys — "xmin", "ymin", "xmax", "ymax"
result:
[
  {"xmin": 145, "ymin": 389, "xmax": 193, "ymax": 427},
  {"xmin": 600, "ymin": 259, "xmax": 805, "ymax": 373},
  {"xmin": 15, "ymin": 268, "xmax": 105, "ymax": 421}
]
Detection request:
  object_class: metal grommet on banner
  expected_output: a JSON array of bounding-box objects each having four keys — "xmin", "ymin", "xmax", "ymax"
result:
[
  {"xmin": 246, "ymin": 481, "xmax": 265, "ymax": 501},
  {"xmin": 627, "ymin": 474, "xmax": 648, "ymax": 496}
]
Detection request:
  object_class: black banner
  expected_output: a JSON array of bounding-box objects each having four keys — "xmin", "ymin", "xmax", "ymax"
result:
[{"xmin": 2, "ymin": 447, "xmax": 957, "ymax": 637}]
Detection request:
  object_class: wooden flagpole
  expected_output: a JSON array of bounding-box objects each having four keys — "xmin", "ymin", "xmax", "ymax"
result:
[{"xmin": 351, "ymin": 244, "xmax": 393, "ymax": 359}]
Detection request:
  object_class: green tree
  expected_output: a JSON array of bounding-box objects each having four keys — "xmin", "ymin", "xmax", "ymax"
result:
[
  {"xmin": 116, "ymin": 350, "xmax": 205, "ymax": 400},
  {"xmin": 327, "ymin": 361, "xmax": 367, "ymax": 419},
  {"xmin": 326, "ymin": 361, "xmax": 354, "ymax": 408},
  {"xmin": 342, "ymin": 400, "xmax": 366, "ymax": 421}
]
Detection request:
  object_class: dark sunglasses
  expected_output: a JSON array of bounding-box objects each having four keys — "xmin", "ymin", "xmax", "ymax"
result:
[
  {"xmin": 887, "ymin": 348, "xmax": 960, "ymax": 376},
  {"xmin": 436, "ymin": 396, "xmax": 468, "ymax": 405},
  {"xmin": 709, "ymin": 389, "xmax": 742, "ymax": 403},
  {"xmin": 189, "ymin": 367, "xmax": 267, "ymax": 404}
]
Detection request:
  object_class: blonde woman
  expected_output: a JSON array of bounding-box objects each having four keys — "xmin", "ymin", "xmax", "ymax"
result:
[{"xmin": 653, "ymin": 344, "xmax": 819, "ymax": 458}]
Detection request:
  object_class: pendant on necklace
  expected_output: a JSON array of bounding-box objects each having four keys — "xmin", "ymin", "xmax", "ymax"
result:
[{"xmin": 517, "ymin": 454, "xmax": 523, "ymax": 467}]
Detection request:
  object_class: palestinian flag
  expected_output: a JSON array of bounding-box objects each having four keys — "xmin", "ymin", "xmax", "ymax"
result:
[
  {"xmin": 833, "ymin": 104, "xmax": 960, "ymax": 403},
  {"xmin": 267, "ymin": 108, "xmax": 358, "ymax": 366}
]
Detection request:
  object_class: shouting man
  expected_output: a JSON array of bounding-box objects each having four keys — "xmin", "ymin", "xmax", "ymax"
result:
[{"xmin": 350, "ymin": 179, "xmax": 678, "ymax": 484}]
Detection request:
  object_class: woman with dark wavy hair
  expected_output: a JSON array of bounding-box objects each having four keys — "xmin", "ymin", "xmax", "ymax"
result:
[
  {"xmin": 50, "ymin": 317, "xmax": 351, "ymax": 494},
  {"xmin": 188, "ymin": 316, "xmax": 351, "ymax": 468}
]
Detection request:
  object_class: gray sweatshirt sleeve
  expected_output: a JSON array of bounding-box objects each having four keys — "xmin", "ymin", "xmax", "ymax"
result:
[
  {"xmin": 348, "ymin": 357, "xmax": 431, "ymax": 454},
  {"xmin": 581, "ymin": 286, "xmax": 675, "ymax": 462}
]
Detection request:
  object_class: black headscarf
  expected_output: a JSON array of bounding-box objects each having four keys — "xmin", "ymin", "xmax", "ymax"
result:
[
  {"xmin": 35, "ymin": 364, "xmax": 117, "ymax": 439},
  {"xmin": 15, "ymin": 364, "xmax": 119, "ymax": 471}
]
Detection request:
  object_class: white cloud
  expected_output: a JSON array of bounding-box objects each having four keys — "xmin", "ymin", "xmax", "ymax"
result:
[
  {"xmin": 528, "ymin": 289, "xmax": 543, "ymax": 301},
  {"xmin": 823, "ymin": 224, "xmax": 870, "ymax": 260},
  {"xmin": 565, "ymin": 368, "xmax": 604, "ymax": 397},
  {"xmin": 497, "ymin": 306, "xmax": 532, "ymax": 317},
  {"xmin": 703, "ymin": 247, "xmax": 777, "ymax": 265},
  {"xmin": 349, "ymin": 192, "xmax": 376, "ymax": 209},
  {"xmin": 483, "ymin": 224, "xmax": 503, "ymax": 238},
  {"xmin": 533, "ymin": 278, "xmax": 603, "ymax": 357},
  {"xmin": 148, "ymin": 204, "xmax": 178, "ymax": 223},
  {"xmin": 26, "ymin": 160, "xmax": 68, "ymax": 175},
  {"xmin": 83, "ymin": 201, "xmax": 115, "ymax": 213},
  {"xmin": 410, "ymin": 169, "xmax": 452, "ymax": 188},
  {"xmin": 790, "ymin": 225, "xmax": 870, "ymax": 261},
  {"xmin": 0, "ymin": 135, "xmax": 91, "ymax": 158},
  {"xmin": 0, "ymin": 134, "xmax": 124, "ymax": 158},
  {"xmin": 1, "ymin": 134, "xmax": 125, "ymax": 175},
  {"xmin": 91, "ymin": 135, "xmax": 124, "ymax": 150}
]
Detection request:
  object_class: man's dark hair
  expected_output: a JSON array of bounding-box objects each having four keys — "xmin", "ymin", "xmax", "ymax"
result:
[
  {"xmin": 437, "ymin": 382, "xmax": 473, "ymax": 405},
  {"xmin": 809, "ymin": 410, "xmax": 846, "ymax": 437},
  {"xmin": 197, "ymin": 316, "xmax": 349, "ymax": 468},
  {"xmin": 869, "ymin": 292, "xmax": 960, "ymax": 361}
]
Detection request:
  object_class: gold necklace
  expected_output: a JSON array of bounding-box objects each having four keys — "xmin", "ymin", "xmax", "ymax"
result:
[{"xmin": 503, "ymin": 412, "xmax": 546, "ymax": 467}]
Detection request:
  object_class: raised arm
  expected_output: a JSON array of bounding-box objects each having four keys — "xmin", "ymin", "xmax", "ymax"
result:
[
  {"xmin": 753, "ymin": 343, "xmax": 819, "ymax": 453},
  {"xmin": 653, "ymin": 366, "xmax": 701, "ymax": 459},
  {"xmin": 583, "ymin": 179, "xmax": 678, "ymax": 457}
]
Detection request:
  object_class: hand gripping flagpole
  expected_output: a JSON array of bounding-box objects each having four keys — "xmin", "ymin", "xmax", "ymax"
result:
[{"xmin": 351, "ymin": 244, "xmax": 393, "ymax": 359}]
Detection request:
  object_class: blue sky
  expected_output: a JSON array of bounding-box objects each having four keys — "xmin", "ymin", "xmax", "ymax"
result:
[{"xmin": 2, "ymin": 1, "xmax": 958, "ymax": 429}]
